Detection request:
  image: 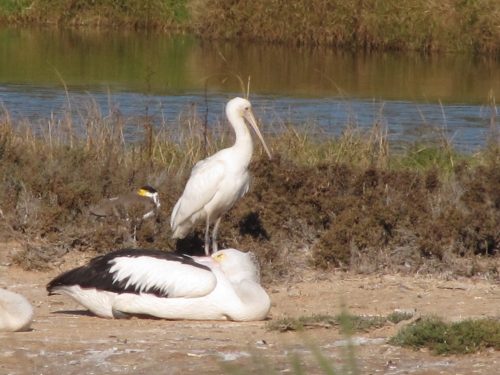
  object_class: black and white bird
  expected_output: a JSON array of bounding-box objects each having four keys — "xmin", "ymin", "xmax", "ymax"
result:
[
  {"xmin": 0, "ymin": 288, "xmax": 34, "ymax": 332},
  {"xmin": 171, "ymin": 97, "xmax": 272, "ymax": 255},
  {"xmin": 47, "ymin": 248, "xmax": 271, "ymax": 322},
  {"xmin": 90, "ymin": 185, "xmax": 161, "ymax": 241}
]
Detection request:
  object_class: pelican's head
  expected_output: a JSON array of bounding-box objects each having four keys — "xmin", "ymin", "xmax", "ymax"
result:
[
  {"xmin": 212, "ymin": 248, "xmax": 261, "ymax": 284},
  {"xmin": 226, "ymin": 97, "xmax": 272, "ymax": 160}
]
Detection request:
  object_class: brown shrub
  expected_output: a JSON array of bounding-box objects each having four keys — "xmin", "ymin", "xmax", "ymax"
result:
[{"xmin": 1, "ymin": 116, "xmax": 498, "ymax": 280}]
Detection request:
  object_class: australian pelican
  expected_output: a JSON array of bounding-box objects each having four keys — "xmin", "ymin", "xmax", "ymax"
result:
[{"xmin": 47, "ymin": 248, "xmax": 270, "ymax": 322}]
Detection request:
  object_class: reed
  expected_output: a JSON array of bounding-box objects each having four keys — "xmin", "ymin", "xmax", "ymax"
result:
[
  {"xmin": 196, "ymin": 0, "xmax": 500, "ymax": 53},
  {"xmin": 1, "ymin": 0, "xmax": 498, "ymax": 53}
]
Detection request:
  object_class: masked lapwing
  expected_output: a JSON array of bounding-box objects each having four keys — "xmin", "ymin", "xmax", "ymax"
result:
[{"xmin": 90, "ymin": 185, "xmax": 161, "ymax": 241}]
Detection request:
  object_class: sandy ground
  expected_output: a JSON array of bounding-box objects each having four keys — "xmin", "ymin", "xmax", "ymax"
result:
[{"xmin": 1, "ymin": 242, "xmax": 499, "ymax": 375}]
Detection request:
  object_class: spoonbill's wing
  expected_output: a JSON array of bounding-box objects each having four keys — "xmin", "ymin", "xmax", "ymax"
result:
[
  {"xmin": 47, "ymin": 249, "xmax": 217, "ymax": 298},
  {"xmin": 171, "ymin": 158, "xmax": 226, "ymax": 230}
]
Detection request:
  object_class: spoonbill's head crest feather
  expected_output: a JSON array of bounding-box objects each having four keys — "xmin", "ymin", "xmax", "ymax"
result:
[{"xmin": 212, "ymin": 248, "xmax": 261, "ymax": 283}]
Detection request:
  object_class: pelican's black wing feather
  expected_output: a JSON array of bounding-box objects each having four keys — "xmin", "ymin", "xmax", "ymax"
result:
[{"xmin": 47, "ymin": 248, "xmax": 210, "ymax": 298}]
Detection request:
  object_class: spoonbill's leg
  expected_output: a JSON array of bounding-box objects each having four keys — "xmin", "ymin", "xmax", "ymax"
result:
[
  {"xmin": 212, "ymin": 217, "xmax": 222, "ymax": 253},
  {"xmin": 204, "ymin": 216, "xmax": 211, "ymax": 255}
]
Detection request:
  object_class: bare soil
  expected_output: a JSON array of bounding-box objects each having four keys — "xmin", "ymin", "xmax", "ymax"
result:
[{"xmin": 1, "ymin": 242, "xmax": 499, "ymax": 375}]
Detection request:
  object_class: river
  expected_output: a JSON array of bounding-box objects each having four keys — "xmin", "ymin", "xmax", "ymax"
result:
[{"xmin": 0, "ymin": 27, "xmax": 498, "ymax": 152}]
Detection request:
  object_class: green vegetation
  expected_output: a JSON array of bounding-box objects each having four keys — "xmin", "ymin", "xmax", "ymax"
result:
[
  {"xmin": 250, "ymin": 313, "xmax": 500, "ymax": 373},
  {"xmin": 0, "ymin": 0, "xmax": 189, "ymax": 27},
  {"xmin": 0, "ymin": 0, "xmax": 499, "ymax": 53},
  {"xmin": 390, "ymin": 316, "xmax": 500, "ymax": 354},
  {"xmin": 386, "ymin": 310, "xmax": 415, "ymax": 324},
  {"xmin": 0, "ymin": 99, "xmax": 498, "ymax": 276},
  {"xmin": 0, "ymin": 0, "xmax": 31, "ymax": 16},
  {"xmin": 266, "ymin": 311, "xmax": 409, "ymax": 332}
]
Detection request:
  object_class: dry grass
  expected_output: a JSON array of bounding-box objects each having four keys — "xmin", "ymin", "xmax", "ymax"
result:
[
  {"xmin": 196, "ymin": 0, "xmax": 500, "ymax": 53},
  {"xmin": 1, "ymin": 0, "xmax": 498, "ymax": 53},
  {"xmin": 0, "ymin": 103, "xmax": 498, "ymax": 279}
]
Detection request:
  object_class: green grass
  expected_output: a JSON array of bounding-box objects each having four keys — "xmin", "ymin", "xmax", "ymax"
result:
[
  {"xmin": 390, "ymin": 316, "xmax": 500, "ymax": 354},
  {"xmin": 1, "ymin": 0, "xmax": 190, "ymax": 27},
  {"xmin": 387, "ymin": 311, "xmax": 416, "ymax": 324},
  {"xmin": 0, "ymin": 0, "xmax": 31, "ymax": 15},
  {"xmin": 266, "ymin": 311, "xmax": 413, "ymax": 333},
  {"xmin": 0, "ymin": 0, "xmax": 27, "ymax": 16}
]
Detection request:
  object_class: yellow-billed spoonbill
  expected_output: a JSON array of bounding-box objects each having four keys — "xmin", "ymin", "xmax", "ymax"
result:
[{"xmin": 170, "ymin": 97, "xmax": 272, "ymax": 255}]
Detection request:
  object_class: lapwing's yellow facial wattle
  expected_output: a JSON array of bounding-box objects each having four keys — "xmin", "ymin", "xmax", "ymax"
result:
[{"xmin": 138, "ymin": 189, "xmax": 150, "ymax": 197}]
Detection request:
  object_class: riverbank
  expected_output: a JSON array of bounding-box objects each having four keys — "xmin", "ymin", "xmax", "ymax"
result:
[
  {"xmin": 1, "ymin": 0, "xmax": 499, "ymax": 54},
  {"xmin": 0, "ymin": 106, "xmax": 498, "ymax": 279}
]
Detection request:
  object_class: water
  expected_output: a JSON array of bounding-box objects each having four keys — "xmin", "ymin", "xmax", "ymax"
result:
[{"xmin": 0, "ymin": 27, "xmax": 498, "ymax": 151}]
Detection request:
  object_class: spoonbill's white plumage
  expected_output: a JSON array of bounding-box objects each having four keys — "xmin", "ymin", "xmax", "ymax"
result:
[
  {"xmin": 171, "ymin": 97, "xmax": 272, "ymax": 255},
  {"xmin": 0, "ymin": 288, "xmax": 34, "ymax": 332},
  {"xmin": 47, "ymin": 248, "xmax": 270, "ymax": 322}
]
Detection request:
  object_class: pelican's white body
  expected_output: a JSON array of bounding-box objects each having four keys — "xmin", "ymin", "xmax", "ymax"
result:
[
  {"xmin": 49, "ymin": 249, "xmax": 271, "ymax": 322},
  {"xmin": 0, "ymin": 288, "xmax": 34, "ymax": 332},
  {"xmin": 170, "ymin": 98, "xmax": 271, "ymax": 254},
  {"xmin": 113, "ymin": 263, "xmax": 269, "ymax": 321}
]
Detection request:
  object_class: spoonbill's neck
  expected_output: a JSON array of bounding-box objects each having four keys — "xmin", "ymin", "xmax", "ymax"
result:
[{"xmin": 228, "ymin": 113, "xmax": 254, "ymax": 162}]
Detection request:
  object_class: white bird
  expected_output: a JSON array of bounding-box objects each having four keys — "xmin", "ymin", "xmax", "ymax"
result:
[
  {"xmin": 0, "ymin": 288, "xmax": 34, "ymax": 332},
  {"xmin": 47, "ymin": 248, "xmax": 270, "ymax": 322},
  {"xmin": 171, "ymin": 97, "xmax": 272, "ymax": 255}
]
